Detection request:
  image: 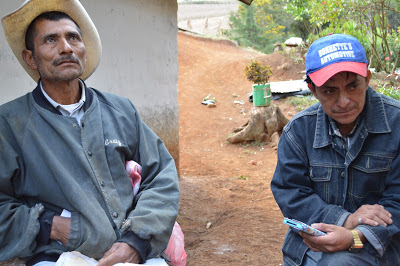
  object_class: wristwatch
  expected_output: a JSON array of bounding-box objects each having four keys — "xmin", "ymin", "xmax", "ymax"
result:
[{"xmin": 348, "ymin": 229, "xmax": 363, "ymax": 252}]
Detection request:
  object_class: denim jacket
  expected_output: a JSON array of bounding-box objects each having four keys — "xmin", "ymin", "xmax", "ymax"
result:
[{"xmin": 271, "ymin": 87, "xmax": 400, "ymax": 265}]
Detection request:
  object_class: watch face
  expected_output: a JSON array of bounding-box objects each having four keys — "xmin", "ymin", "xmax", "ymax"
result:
[{"xmin": 349, "ymin": 245, "xmax": 363, "ymax": 253}]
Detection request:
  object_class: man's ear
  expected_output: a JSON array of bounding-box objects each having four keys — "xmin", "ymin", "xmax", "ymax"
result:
[
  {"xmin": 22, "ymin": 49, "xmax": 37, "ymax": 70},
  {"xmin": 365, "ymin": 70, "xmax": 372, "ymax": 87}
]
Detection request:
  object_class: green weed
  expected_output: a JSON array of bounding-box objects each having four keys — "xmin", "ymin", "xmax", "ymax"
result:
[{"xmin": 286, "ymin": 95, "xmax": 319, "ymax": 112}]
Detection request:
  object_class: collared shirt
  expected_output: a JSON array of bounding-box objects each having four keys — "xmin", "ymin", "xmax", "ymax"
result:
[
  {"xmin": 327, "ymin": 110, "xmax": 364, "ymax": 153},
  {"xmin": 40, "ymin": 80, "xmax": 86, "ymax": 126}
]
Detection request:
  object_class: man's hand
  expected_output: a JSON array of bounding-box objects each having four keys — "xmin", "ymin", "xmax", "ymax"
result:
[
  {"xmin": 50, "ymin": 216, "xmax": 71, "ymax": 246},
  {"xmin": 299, "ymin": 223, "xmax": 354, "ymax": 253},
  {"xmin": 343, "ymin": 204, "xmax": 392, "ymax": 229},
  {"xmin": 98, "ymin": 242, "xmax": 141, "ymax": 266}
]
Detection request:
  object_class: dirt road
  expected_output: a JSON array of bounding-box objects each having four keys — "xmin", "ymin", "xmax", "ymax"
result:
[
  {"xmin": 177, "ymin": 3, "xmax": 239, "ymax": 36},
  {"xmin": 177, "ymin": 31, "xmax": 305, "ymax": 265}
]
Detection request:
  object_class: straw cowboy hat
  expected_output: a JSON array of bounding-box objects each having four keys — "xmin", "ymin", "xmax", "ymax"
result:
[{"xmin": 1, "ymin": 0, "xmax": 102, "ymax": 82}]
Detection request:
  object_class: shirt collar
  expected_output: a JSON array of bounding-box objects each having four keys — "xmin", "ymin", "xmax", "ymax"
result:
[
  {"xmin": 328, "ymin": 111, "xmax": 363, "ymax": 139},
  {"xmin": 313, "ymin": 87, "xmax": 390, "ymax": 148},
  {"xmin": 40, "ymin": 79, "xmax": 86, "ymax": 109}
]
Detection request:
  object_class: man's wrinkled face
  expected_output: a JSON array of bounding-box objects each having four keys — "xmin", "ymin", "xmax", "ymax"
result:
[
  {"xmin": 310, "ymin": 71, "xmax": 371, "ymax": 129},
  {"xmin": 28, "ymin": 18, "xmax": 86, "ymax": 82}
]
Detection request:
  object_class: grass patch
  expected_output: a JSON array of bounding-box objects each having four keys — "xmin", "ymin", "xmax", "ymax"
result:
[
  {"xmin": 234, "ymin": 175, "xmax": 248, "ymax": 180},
  {"xmin": 376, "ymin": 87, "xmax": 400, "ymax": 101},
  {"xmin": 238, "ymin": 141, "xmax": 267, "ymax": 147},
  {"xmin": 251, "ymin": 141, "xmax": 267, "ymax": 147},
  {"xmin": 243, "ymin": 150, "xmax": 256, "ymax": 154},
  {"xmin": 286, "ymin": 95, "xmax": 319, "ymax": 112}
]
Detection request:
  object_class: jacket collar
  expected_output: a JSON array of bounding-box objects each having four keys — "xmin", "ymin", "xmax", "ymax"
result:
[
  {"xmin": 313, "ymin": 87, "xmax": 390, "ymax": 148},
  {"xmin": 32, "ymin": 78, "xmax": 93, "ymax": 115}
]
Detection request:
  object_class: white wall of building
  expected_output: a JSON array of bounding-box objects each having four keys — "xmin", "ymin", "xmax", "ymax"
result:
[{"xmin": 0, "ymin": 0, "xmax": 180, "ymax": 165}]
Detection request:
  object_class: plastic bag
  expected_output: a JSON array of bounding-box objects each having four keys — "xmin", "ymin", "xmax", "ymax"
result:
[
  {"xmin": 55, "ymin": 251, "xmax": 97, "ymax": 266},
  {"xmin": 164, "ymin": 222, "xmax": 187, "ymax": 266}
]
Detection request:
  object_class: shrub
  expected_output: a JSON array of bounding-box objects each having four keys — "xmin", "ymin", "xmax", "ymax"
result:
[{"xmin": 244, "ymin": 60, "xmax": 272, "ymax": 85}]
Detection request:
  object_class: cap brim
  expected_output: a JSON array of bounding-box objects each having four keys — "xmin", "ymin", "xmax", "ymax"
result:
[
  {"xmin": 309, "ymin": 62, "xmax": 367, "ymax": 87},
  {"xmin": 2, "ymin": 0, "xmax": 101, "ymax": 82}
]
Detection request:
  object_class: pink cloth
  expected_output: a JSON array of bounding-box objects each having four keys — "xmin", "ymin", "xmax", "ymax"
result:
[
  {"xmin": 126, "ymin": 161, "xmax": 187, "ymax": 266},
  {"xmin": 126, "ymin": 160, "xmax": 142, "ymax": 196}
]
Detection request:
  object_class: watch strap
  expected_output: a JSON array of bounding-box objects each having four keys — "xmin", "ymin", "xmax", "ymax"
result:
[{"xmin": 349, "ymin": 229, "xmax": 363, "ymax": 252}]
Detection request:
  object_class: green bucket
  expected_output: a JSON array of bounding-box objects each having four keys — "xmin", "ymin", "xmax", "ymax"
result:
[{"xmin": 252, "ymin": 84, "xmax": 271, "ymax": 107}]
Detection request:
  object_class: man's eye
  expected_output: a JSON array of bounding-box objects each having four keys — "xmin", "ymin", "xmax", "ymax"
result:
[
  {"xmin": 45, "ymin": 38, "xmax": 55, "ymax": 43},
  {"xmin": 70, "ymin": 35, "xmax": 81, "ymax": 41},
  {"xmin": 348, "ymin": 84, "xmax": 360, "ymax": 92}
]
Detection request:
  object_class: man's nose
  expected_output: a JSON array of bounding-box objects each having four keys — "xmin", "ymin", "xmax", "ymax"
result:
[
  {"xmin": 58, "ymin": 38, "xmax": 73, "ymax": 54},
  {"xmin": 337, "ymin": 91, "xmax": 350, "ymax": 107}
]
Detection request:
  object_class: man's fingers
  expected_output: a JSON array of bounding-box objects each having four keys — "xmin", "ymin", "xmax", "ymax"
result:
[
  {"xmin": 349, "ymin": 204, "xmax": 393, "ymax": 228},
  {"xmin": 359, "ymin": 217, "xmax": 380, "ymax": 226},
  {"xmin": 98, "ymin": 244, "xmax": 122, "ymax": 265},
  {"xmin": 101, "ymin": 244, "xmax": 118, "ymax": 260},
  {"xmin": 361, "ymin": 205, "xmax": 393, "ymax": 226},
  {"xmin": 361, "ymin": 215, "xmax": 392, "ymax": 227},
  {"xmin": 98, "ymin": 243, "xmax": 140, "ymax": 266},
  {"xmin": 303, "ymin": 239, "xmax": 321, "ymax": 252},
  {"xmin": 367, "ymin": 204, "xmax": 392, "ymax": 218},
  {"xmin": 98, "ymin": 255, "xmax": 119, "ymax": 266}
]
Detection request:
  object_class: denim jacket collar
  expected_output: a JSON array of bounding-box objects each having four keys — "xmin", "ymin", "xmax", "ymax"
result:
[{"xmin": 313, "ymin": 87, "xmax": 391, "ymax": 149}]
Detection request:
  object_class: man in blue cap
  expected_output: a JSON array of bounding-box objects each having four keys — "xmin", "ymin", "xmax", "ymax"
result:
[{"xmin": 271, "ymin": 34, "xmax": 400, "ymax": 265}]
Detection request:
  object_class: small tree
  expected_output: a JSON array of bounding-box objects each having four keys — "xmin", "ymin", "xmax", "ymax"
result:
[
  {"xmin": 244, "ymin": 60, "xmax": 272, "ymax": 85},
  {"xmin": 227, "ymin": 0, "xmax": 290, "ymax": 54}
]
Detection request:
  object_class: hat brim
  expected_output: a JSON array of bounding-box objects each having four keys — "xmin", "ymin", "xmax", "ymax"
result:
[
  {"xmin": 309, "ymin": 62, "xmax": 367, "ymax": 87},
  {"xmin": 2, "ymin": 0, "xmax": 101, "ymax": 82}
]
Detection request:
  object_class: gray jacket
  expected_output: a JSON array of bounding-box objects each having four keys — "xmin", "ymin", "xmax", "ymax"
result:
[{"xmin": 0, "ymin": 83, "xmax": 179, "ymax": 261}]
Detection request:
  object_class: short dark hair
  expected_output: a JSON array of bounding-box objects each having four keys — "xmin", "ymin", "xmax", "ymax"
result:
[
  {"xmin": 25, "ymin": 11, "xmax": 82, "ymax": 51},
  {"xmin": 304, "ymin": 76, "xmax": 315, "ymax": 88}
]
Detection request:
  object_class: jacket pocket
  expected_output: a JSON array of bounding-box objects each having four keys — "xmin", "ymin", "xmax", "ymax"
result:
[
  {"xmin": 349, "ymin": 153, "xmax": 392, "ymax": 202},
  {"xmin": 309, "ymin": 165, "xmax": 332, "ymax": 203}
]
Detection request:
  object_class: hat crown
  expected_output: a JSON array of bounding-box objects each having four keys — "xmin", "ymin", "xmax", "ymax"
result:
[{"xmin": 305, "ymin": 34, "xmax": 367, "ymax": 76}]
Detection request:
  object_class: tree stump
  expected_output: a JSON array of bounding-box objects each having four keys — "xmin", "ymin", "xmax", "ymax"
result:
[{"xmin": 227, "ymin": 105, "xmax": 289, "ymax": 147}]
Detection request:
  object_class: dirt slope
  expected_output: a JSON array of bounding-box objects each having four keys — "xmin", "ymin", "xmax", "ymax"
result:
[{"xmin": 177, "ymin": 32, "xmax": 305, "ymax": 265}]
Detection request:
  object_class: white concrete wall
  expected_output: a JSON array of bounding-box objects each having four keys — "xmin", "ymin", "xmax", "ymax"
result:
[{"xmin": 0, "ymin": 0, "xmax": 180, "ymax": 166}]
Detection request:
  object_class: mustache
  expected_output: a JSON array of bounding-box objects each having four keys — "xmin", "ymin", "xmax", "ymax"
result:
[
  {"xmin": 53, "ymin": 56, "xmax": 80, "ymax": 66},
  {"xmin": 332, "ymin": 107, "xmax": 355, "ymax": 113}
]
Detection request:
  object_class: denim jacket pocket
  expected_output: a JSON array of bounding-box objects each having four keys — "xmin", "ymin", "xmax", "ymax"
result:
[
  {"xmin": 309, "ymin": 165, "xmax": 332, "ymax": 203},
  {"xmin": 349, "ymin": 154, "xmax": 392, "ymax": 204}
]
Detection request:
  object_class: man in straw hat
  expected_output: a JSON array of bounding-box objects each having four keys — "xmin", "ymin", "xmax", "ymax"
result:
[
  {"xmin": 271, "ymin": 34, "xmax": 400, "ymax": 265},
  {"xmin": 0, "ymin": 0, "xmax": 179, "ymax": 265}
]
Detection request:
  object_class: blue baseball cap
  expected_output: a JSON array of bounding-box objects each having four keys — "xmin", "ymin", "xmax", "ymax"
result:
[{"xmin": 305, "ymin": 34, "xmax": 368, "ymax": 87}]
